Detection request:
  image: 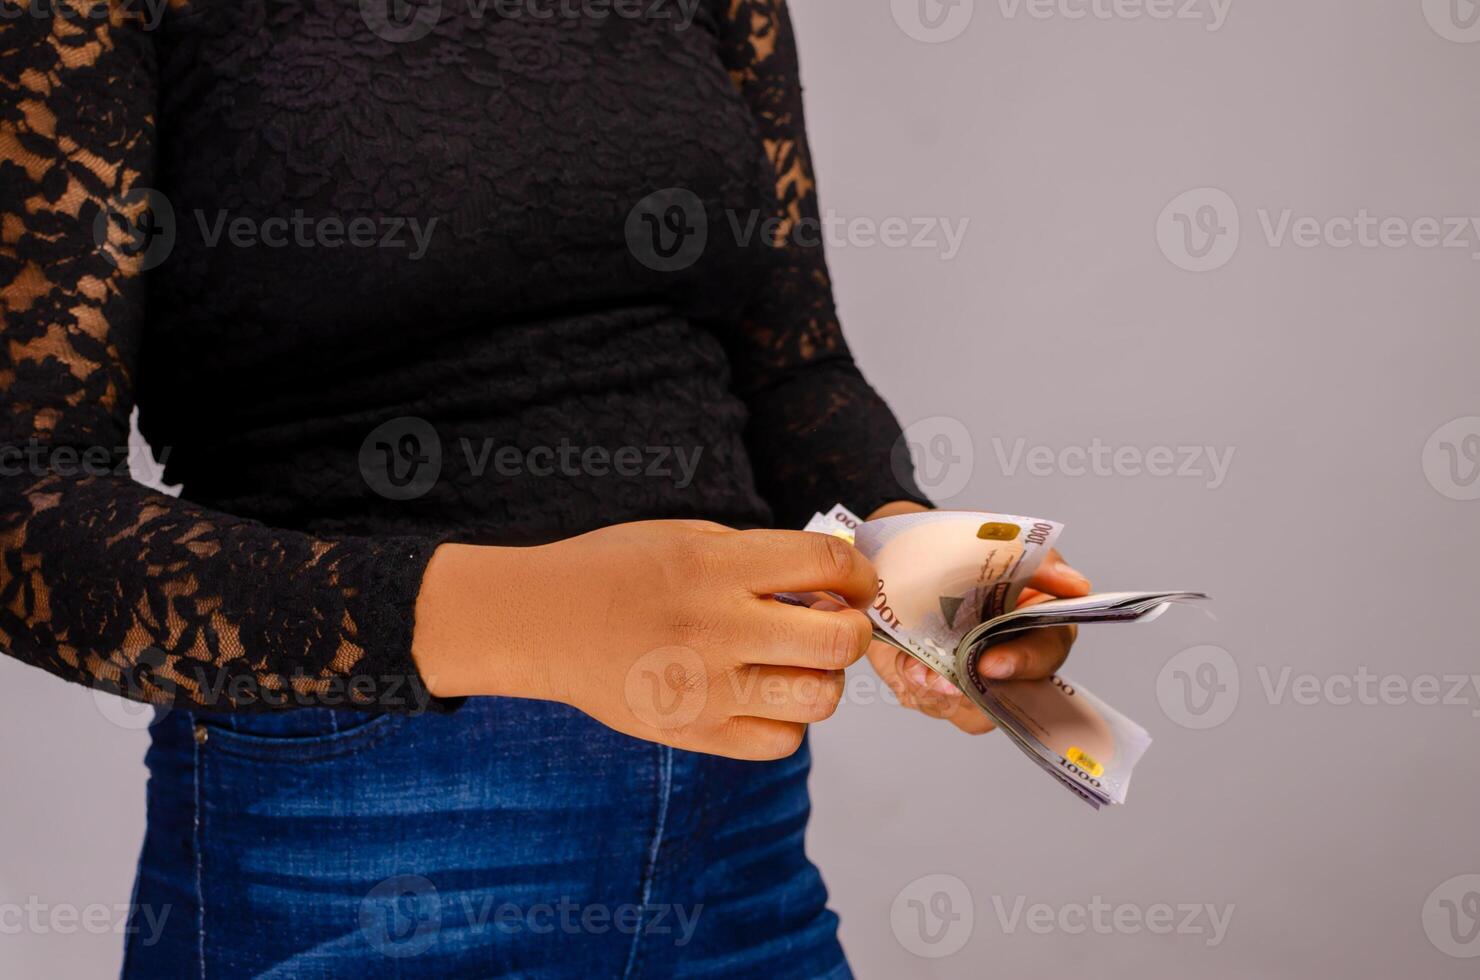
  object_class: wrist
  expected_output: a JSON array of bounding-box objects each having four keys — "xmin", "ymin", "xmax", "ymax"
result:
[{"xmin": 410, "ymin": 542, "xmax": 565, "ymax": 702}]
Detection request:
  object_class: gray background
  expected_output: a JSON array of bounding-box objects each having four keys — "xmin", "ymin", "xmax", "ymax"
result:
[{"xmin": 3, "ymin": 0, "xmax": 1478, "ymax": 976}]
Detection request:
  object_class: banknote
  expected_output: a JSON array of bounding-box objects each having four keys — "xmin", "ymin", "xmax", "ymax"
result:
[{"xmin": 801, "ymin": 505, "xmax": 1208, "ymax": 808}]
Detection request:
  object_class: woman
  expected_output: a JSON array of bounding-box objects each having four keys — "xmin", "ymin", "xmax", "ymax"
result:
[{"xmin": 0, "ymin": 1, "xmax": 1087, "ymax": 975}]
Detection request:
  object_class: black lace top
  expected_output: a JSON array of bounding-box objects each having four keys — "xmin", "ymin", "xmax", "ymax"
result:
[{"xmin": 0, "ymin": 0, "xmax": 925, "ymax": 713}]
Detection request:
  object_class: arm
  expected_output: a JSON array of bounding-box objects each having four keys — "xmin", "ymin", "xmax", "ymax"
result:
[
  {"xmin": 716, "ymin": 4, "xmax": 1098, "ymax": 734},
  {"xmin": 0, "ymin": 2, "xmax": 444, "ymax": 713},
  {"xmin": 0, "ymin": 2, "xmax": 877, "ymax": 750},
  {"xmin": 715, "ymin": 0, "xmax": 931, "ymax": 528}
]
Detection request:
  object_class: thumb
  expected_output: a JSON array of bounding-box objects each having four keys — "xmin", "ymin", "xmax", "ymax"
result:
[{"xmin": 1027, "ymin": 548, "xmax": 1092, "ymax": 598}]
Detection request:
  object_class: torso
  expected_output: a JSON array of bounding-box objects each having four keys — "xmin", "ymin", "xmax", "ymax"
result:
[{"xmin": 138, "ymin": 0, "xmax": 779, "ymax": 541}]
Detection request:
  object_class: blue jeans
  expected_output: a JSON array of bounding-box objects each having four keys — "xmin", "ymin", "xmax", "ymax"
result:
[{"xmin": 122, "ymin": 698, "xmax": 851, "ymax": 978}]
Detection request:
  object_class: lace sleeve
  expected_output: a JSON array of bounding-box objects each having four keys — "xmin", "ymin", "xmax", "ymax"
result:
[
  {"xmin": 0, "ymin": 2, "xmax": 443, "ymax": 714},
  {"xmin": 717, "ymin": 0, "xmax": 930, "ymax": 527}
]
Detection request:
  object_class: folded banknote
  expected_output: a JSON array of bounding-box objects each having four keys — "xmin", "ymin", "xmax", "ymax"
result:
[{"xmin": 799, "ymin": 504, "xmax": 1208, "ymax": 809}]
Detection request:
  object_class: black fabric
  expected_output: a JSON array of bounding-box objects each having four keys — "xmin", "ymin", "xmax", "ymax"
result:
[{"xmin": 0, "ymin": 0, "xmax": 927, "ymax": 713}]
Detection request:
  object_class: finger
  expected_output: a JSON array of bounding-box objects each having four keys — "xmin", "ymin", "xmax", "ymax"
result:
[
  {"xmin": 725, "ymin": 530, "xmax": 879, "ymax": 608},
  {"xmin": 1026, "ymin": 548, "xmax": 1092, "ymax": 598},
  {"xmin": 726, "ymin": 666, "xmax": 845, "ymax": 724},
  {"xmin": 948, "ymin": 702, "xmax": 997, "ymax": 735},
  {"xmin": 886, "ymin": 650, "xmax": 995, "ymax": 732},
  {"xmin": 890, "ymin": 649, "xmax": 967, "ymax": 718},
  {"xmin": 975, "ymin": 626, "xmax": 1076, "ymax": 682},
  {"xmin": 750, "ymin": 600, "xmax": 874, "ymax": 671},
  {"xmin": 719, "ymin": 717, "xmax": 807, "ymax": 762}
]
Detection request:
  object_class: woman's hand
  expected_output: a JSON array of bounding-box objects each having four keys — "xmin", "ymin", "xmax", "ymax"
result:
[
  {"xmin": 411, "ymin": 521, "xmax": 879, "ymax": 760},
  {"xmin": 862, "ymin": 502, "xmax": 1092, "ymax": 735}
]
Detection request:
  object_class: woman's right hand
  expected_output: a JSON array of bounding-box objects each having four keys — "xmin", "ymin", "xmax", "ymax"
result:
[{"xmin": 411, "ymin": 521, "xmax": 878, "ymax": 760}]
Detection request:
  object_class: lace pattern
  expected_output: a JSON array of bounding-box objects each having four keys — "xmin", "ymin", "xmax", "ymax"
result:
[{"xmin": 0, "ymin": 0, "xmax": 924, "ymax": 713}]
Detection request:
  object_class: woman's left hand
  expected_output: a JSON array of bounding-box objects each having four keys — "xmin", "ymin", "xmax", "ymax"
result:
[{"xmin": 860, "ymin": 501, "xmax": 1092, "ymax": 735}]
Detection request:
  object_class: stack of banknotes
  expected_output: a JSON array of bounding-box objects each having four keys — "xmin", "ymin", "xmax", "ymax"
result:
[{"xmin": 799, "ymin": 505, "xmax": 1207, "ymax": 809}]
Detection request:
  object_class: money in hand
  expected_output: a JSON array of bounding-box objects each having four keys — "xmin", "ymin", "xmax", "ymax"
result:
[{"xmin": 802, "ymin": 505, "xmax": 1207, "ymax": 809}]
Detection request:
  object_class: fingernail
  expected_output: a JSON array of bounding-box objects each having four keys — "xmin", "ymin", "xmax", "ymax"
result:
[
  {"xmin": 980, "ymin": 654, "xmax": 1016, "ymax": 680},
  {"xmin": 812, "ymin": 599, "xmax": 846, "ymax": 612},
  {"xmin": 926, "ymin": 671, "xmax": 957, "ymax": 695},
  {"xmin": 904, "ymin": 660, "xmax": 929, "ymax": 688},
  {"xmin": 1055, "ymin": 560, "xmax": 1091, "ymax": 588}
]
